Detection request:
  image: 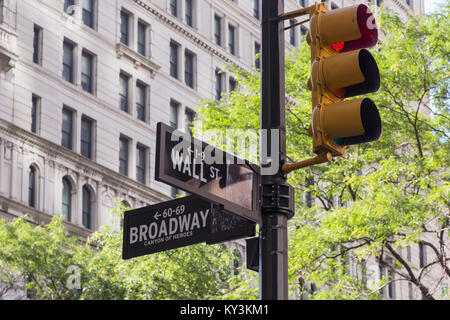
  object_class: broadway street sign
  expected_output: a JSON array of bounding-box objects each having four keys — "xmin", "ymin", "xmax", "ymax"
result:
[
  {"xmin": 155, "ymin": 122, "xmax": 261, "ymax": 224},
  {"xmin": 122, "ymin": 195, "xmax": 256, "ymax": 259}
]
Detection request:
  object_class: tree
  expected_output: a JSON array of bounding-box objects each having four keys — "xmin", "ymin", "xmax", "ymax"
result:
[
  {"xmin": 0, "ymin": 203, "xmax": 239, "ymax": 300},
  {"xmin": 195, "ymin": 5, "xmax": 449, "ymax": 300}
]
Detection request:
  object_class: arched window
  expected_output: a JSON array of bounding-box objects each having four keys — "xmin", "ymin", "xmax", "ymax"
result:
[
  {"xmin": 28, "ymin": 166, "xmax": 36, "ymax": 208},
  {"xmin": 120, "ymin": 200, "xmax": 131, "ymax": 228},
  {"xmin": 121, "ymin": 200, "xmax": 131, "ymax": 210},
  {"xmin": 82, "ymin": 185, "xmax": 93, "ymax": 229},
  {"xmin": 62, "ymin": 177, "xmax": 72, "ymax": 222},
  {"xmin": 232, "ymin": 249, "xmax": 242, "ymax": 276}
]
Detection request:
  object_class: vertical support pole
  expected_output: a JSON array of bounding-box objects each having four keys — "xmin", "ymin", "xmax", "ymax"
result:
[{"xmin": 259, "ymin": 0, "xmax": 289, "ymax": 300}]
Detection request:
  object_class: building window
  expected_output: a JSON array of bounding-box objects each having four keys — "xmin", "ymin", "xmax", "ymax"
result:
[
  {"xmin": 214, "ymin": 15, "xmax": 222, "ymax": 46},
  {"xmin": 185, "ymin": 108, "xmax": 195, "ymax": 135},
  {"xmin": 229, "ymin": 77, "xmax": 237, "ymax": 92},
  {"xmin": 228, "ymin": 24, "xmax": 236, "ymax": 55},
  {"xmin": 62, "ymin": 177, "xmax": 72, "ymax": 222},
  {"xmin": 120, "ymin": 10, "xmax": 130, "ymax": 46},
  {"xmin": 82, "ymin": 0, "xmax": 95, "ymax": 29},
  {"xmin": 379, "ymin": 265, "xmax": 385, "ymax": 296},
  {"xmin": 300, "ymin": 26, "xmax": 308, "ymax": 37},
  {"xmin": 61, "ymin": 107, "xmax": 74, "ymax": 150},
  {"xmin": 170, "ymin": 100, "xmax": 179, "ymax": 129},
  {"xmin": 81, "ymin": 116, "xmax": 93, "ymax": 159},
  {"xmin": 419, "ymin": 243, "xmax": 427, "ymax": 268},
  {"xmin": 170, "ymin": 41, "xmax": 179, "ymax": 79},
  {"xmin": 215, "ymin": 69, "xmax": 223, "ymax": 101},
  {"xmin": 136, "ymin": 82, "xmax": 147, "ymax": 122},
  {"xmin": 388, "ymin": 269, "xmax": 395, "ymax": 299},
  {"xmin": 184, "ymin": 50, "xmax": 195, "ymax": 89},
  {"xmin": 233, "ymin": 249, "xmax": 242, "ymax": 275},
  {"xmin": 136, "ymin": 144, "xmax": 147, "ymax": 184},
  {"xmin": 137, "ymin": 21, "xmax": 147, "ymax": 56},
  {"xmin": 64, "ymin": 0, "xmax": 75, "ymax": 15},
  {"xmin": 0, "ymin": 0, "xmax": 3, "ymax": 23},
  {"xmin": 62, "ymin": 40, "xmax": 75, "ymax": 83},
  {"xmin": 119, "ymin": 136, "xmax": 129, "ymax": 176},
  {"xmin": 299, "ymin": 0, "xmax": 306, "ymax": 7},
  {"xmin": 305, "ymin": 177, "xmax": 313, "ymax": 207},
  {"xmin": 170, "ymin": 0, "xmax": 178, "ymax": 17},
  {"xmin": 305, "ymin": 191, "xmax": 313, "ymax": 207},
  {"xmin": 254, "ymin": 0, "xmax": 260, "ymax": 20},
  {"xmin": 255, "ymin": 42, "xmax": 261, "ymax": 69},
  {"xmin": 28, "ymin": 166, "xmax": 37, "ymax": 208},
  {"xmin": 185, "ymin": 0, "xmax": 193, "ymax": 27},
  {"xmin": 82, "ymin": 185, "xmax": 93, "ymax": 229},
  {"xmin": 119, "ymin": 72, "xmax": 130, "ymax": 112},
  {"xmin": 81, "ymin": 50, "xmax": 94, "ymax": 94},
  {"xmin": 290, "ymin": 19, "xmax": 297, "ymax": 46},
  {"xmin": 31, "ymin": 95, "xmax": 40, "ymax": 134},
  {"xmin": 33, "ymin": 25, "xmax": 43, "ymax": 65}
]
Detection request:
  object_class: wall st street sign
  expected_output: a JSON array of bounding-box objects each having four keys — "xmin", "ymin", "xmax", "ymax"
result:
[
  {"xmin": 122, "ymin": 195, "xmax": 256, "ymax": 259},
  {"xmin": 155, "ymin": 122, "xmax": 261, "ymax": 224}
]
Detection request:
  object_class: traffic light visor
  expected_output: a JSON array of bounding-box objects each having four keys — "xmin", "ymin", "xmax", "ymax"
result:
[
  {"xmin": 322, "ymin": 98, "xmax": 382, "ymax": 146},
  {"xmin": 322, "ymin": 49, "xmax": 380, "ymax": 98},
  {"xmin": 321, "ymin": 4, "xmax": 378, "ymax": 53}
]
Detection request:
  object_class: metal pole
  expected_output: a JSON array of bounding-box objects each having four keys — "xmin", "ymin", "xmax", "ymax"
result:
[{"xmin": 259, "ymin": 0, "xmax": 289, "ymax": 300}]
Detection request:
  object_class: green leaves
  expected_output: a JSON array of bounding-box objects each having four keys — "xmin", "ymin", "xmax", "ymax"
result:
[{"xmin": 0, "ymin": 211, "xmax": 241, "ymax": 300}]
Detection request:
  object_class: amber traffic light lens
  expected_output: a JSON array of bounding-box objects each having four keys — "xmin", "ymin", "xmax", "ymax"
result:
[
  {"xmin": 322, "ymin": 49, "xmax": 380, "ymax": 99},
  {"xmin": 335, "ymin": 49, "xmax": 380, "ymax": 98},
  {"xmin": 331, "ymin": 4, "xmax": 378, "ymax": 53}
]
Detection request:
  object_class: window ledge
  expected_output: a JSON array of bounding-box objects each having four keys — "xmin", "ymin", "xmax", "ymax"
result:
[
  {"xmin": 116, "ymin": 43, "xmax": 161, "ymax": 78},
  {"xmin": 0, "ymin": 24, "xmax": 19, "ymax": 72}
]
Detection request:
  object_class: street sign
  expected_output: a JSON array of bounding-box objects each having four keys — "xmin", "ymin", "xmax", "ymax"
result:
[
  {"xmin": 155, "ymin": 122, "xmax": 261, "ymax": 224},
  {"xmin": 122, "ymin": 195, "xmax": 256, "ymax": 260}
]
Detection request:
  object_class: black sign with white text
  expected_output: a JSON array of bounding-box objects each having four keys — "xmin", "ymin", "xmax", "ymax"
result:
[
  {"xmin": 122, "ymin": 196, "xmax": 256, "ymax": 259},
  {"xmin": 155, "ymin": 122, "xmax": 261, "ymax": 223}
]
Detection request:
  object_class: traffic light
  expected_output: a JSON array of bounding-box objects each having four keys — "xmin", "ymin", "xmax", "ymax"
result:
[{"xmin": 307, "ymin": 3, "xmax": 382, "ymax": 158}]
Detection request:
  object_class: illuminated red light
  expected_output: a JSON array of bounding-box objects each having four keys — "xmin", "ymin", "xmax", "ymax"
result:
[
  {"xmin": 331, "ymin": 42, "xmax": 345, "ymax": 52},
  {"xmin": 331, "ymin": 4, "xmax": 378, "ymax": 53}
]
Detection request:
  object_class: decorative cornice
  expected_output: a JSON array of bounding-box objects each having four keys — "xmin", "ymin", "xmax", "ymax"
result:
[
  {"xmin": 0, "ymin": 24, "xmax": 19, "ymax": 72},
  {"xmin": 116, "ymin": 43, "xmax": 161, "ymax": 78},
  {"xmin": 0, "ymin": 195, "xmax": 92, "ymax": 239}
]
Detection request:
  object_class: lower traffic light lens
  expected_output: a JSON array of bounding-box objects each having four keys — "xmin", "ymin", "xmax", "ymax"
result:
[{"xmin": 336, "ymin": 98, "xmax": 382, "ymax": 146}]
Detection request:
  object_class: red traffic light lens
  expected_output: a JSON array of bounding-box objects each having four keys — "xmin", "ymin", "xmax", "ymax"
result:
[
  {"xmin": 331, "ymin": 4, "xmax": 378, "ymax": 53},
  {"xmin": 331, "ymin": 42, "xmax": 345, "ymax": 52}
]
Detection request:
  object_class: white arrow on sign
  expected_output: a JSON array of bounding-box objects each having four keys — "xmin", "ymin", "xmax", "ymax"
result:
[{"xmin": 154, "ymin": 212, "xmax": 161, "ymax": 220}]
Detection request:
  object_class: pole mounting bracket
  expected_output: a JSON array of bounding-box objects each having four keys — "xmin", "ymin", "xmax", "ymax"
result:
[{"xmin": 260, "ymin": 180, "xmax": 295, "ymax": 219}]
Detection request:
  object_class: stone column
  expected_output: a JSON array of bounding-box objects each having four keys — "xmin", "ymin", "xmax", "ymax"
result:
[
  {"xmin": 20, "ymin": 147, "xmax": 27, "ymax": 204},
  {"xmin": 95, "ymin": 182, "xmax": 103, "ymax": 230},
  {"xmin": 75, "ymin": 173, "xmax": 83, "ymax": 226},
  {"xmin": 53, "ymin": 164, "xmax": 62, "ymax": 217},
  {"xmin": 10, "ymin": 143, "xmax": 17, "ymax": 200},
  {"xmin": 0, "ymin": 138, "xmax": 4, "ymax": 195}
]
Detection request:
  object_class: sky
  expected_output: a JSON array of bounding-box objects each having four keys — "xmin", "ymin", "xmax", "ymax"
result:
[{"xmin": 424, "ymin": 0, "xmax": 444, "ymax": 13}]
